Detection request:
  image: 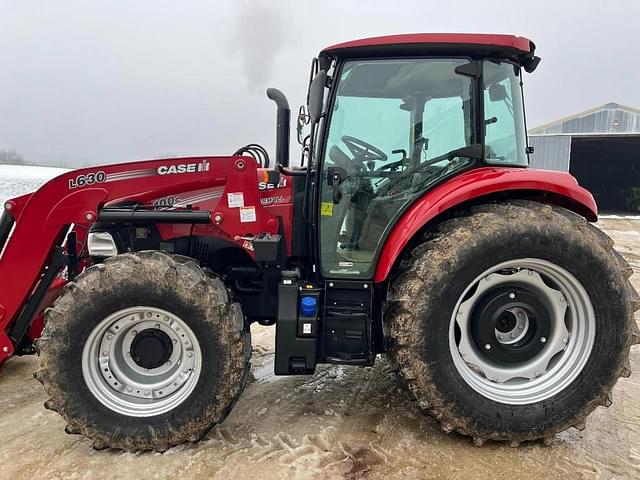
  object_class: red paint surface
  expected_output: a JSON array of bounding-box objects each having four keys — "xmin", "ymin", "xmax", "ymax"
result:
[
  {"xmin": 149, "ymin": 169, "xmax": 293, "ymax": 251},
  {"xmin": 373, "ymin": 167, "xmax": 597, "ymax": 283},
  {"xmin": 322, "ymin": 33, "xmax": 533, "ymax": 55}
]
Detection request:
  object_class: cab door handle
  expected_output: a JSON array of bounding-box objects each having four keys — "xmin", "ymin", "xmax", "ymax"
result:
[{"xmin": 327, "ymin": 167, "xmax": 346, "ymax": 204}]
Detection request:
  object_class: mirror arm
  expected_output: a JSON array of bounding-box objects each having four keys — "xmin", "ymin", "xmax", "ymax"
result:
[{"xmin": 278, "ymin": 164, "xmax": 308, "ymax": 177}]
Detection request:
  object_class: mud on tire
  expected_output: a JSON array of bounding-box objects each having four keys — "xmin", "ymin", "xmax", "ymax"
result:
[
  {"xmin": 34, "ymin": 251, "xmax": 251, "ymax": 451},
  {"xmin": 385, "ymin": 200, "xmax": 640, "ymax": 446}
]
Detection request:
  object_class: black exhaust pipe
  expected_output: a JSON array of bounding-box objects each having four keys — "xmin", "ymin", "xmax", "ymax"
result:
[{"xmin": 266, "ymin": 88, "xmax": 290, "ymax": 168}]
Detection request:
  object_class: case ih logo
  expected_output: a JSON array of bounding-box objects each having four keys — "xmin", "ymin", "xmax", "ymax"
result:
[
  {"xmin": 258, "ymin": 177, "xmax": 288, "ymax": 190},
  {"xmin": 157, "ymin": 160, "xmax": 210, "ymax": 176}
]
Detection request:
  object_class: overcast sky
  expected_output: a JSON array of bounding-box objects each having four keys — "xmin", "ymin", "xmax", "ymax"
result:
[{"xmin": 0, "ymin": 0, "xmax": 638, "ymax": 167}]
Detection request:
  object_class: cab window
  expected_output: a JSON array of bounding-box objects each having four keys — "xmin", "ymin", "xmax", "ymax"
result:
[{"xmin": 483, "ymin": 61, "xmax": 528, "ymax": 165}]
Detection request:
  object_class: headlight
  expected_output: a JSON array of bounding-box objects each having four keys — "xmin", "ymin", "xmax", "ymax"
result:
[{"xmin": 87, "ymin": 232, "xmax": 118, "ymax": 257}]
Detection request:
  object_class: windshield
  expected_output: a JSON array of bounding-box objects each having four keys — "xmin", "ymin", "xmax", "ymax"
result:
[{"xmin": 319, "ymin": 58, "xmax": 474, "ymax": 278}]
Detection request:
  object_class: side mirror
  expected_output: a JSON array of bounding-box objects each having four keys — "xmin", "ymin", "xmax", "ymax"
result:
[{"xmin": 308, "ymin": 70, "xmax": 327, "ymax": 124}]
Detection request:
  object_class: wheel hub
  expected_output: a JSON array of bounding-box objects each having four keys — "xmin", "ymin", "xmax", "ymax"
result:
[
  {"xmin": 495, "ymin": 310, "xmax": 517, "ymax": 333},
  {"xmin": 130, "ymin": 328, "xmax": 174, "ymax": 370},
  {"xmin": 470, "ymin": 286, "xmax": 550, "ymax": 364},
  {"xmin": 494, "ymin": 307, "xmax": 530, "ymax": 344}
]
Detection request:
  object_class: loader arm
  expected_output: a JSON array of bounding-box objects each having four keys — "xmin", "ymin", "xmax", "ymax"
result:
[{"xmin": 0, "ymin": 155, "xmax": 279, "ymax": 363}]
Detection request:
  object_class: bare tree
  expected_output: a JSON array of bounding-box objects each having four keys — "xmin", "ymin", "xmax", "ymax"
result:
[{"xmin": 0, "ymin": 149, "xmax": 25, "ymax": 165}]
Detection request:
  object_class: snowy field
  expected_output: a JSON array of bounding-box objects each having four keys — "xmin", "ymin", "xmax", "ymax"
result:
[
  {"xmin": 0, "ymin": 164, "xmax": 68, "ymax": 206},
  {"xmin": 0, "ymin": 167, "xmax": 639, "ymax": 479}
]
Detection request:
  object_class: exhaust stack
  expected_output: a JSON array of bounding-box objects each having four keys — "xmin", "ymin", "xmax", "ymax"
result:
[{"xmin": 266, "ymin": 88, "xmax": 290, "ymax": 168}]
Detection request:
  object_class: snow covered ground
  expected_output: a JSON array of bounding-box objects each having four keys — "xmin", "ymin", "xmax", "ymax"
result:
[{"xmin": 0, "ymin": 164, "xmax": 68, "ymax": 206}]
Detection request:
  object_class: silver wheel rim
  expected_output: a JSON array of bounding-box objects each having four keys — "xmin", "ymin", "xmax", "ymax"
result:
[
  {"xmin": 82, "ymin": 306, "xmax": 202, "ymax": 417},
  {"xmin": 449, "ymin": 258, "xmax": 595, "ymax": 405}
]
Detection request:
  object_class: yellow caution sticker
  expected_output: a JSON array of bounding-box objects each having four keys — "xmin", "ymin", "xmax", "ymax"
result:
[{"xmin": 320, "ymin": 202, "xmax": 333, "ymax": 216}]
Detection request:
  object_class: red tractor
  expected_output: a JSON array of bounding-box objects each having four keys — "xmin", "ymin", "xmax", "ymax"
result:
[{"xmin": 0, "ymin": 33, "xmax": 637, "ymax": 451}]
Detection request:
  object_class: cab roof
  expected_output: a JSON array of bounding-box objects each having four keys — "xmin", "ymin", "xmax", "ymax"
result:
[{"xmin": 320, "ymin": 33, "xmax": 537, "ymax": 67}]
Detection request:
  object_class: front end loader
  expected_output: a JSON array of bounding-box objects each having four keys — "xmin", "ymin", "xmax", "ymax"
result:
[{"xmin": 0, "ymin": 33, "xmax": 637, "ymax": 451}]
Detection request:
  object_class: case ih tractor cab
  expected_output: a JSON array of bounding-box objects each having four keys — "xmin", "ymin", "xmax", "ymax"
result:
[{"xmin": 0, "ymin": 34, "xmax": 638, "ymax": 451}]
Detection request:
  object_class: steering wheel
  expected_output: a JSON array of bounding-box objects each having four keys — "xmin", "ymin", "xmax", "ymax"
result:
[
  {"xmin": 341, "ymin": 135, "xmax": 388, "ymax": 164},
  {"xmin": 375, "ymin": 149, "xmax": 454, "ymax": 196}
]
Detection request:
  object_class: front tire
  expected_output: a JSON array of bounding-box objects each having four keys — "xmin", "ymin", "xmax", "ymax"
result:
[
  {"xmin": 35, "ymin": 251, "xmax": 251, "ymax": 451},
  {"xmin": 385, "ymin": 201, "xmax": 639, "ymax": 446}
]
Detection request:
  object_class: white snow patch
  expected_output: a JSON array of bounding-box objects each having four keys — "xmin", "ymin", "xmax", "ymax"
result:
[
  {"xmin": 0, "ymin": 164, "xmax": 69, "ymax": 206},
  {"xmin": 0, "ymin": 164, "xmax": 68, "ymax": 180}
]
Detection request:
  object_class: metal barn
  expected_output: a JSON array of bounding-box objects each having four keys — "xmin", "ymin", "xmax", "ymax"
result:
[{"xmin": 529, "ymin": 103, "xmax": 640, "ymax": 212}]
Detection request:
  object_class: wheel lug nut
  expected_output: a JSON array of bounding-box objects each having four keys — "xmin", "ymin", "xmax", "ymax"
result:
[
  {"xmin": 510, "ymin": 333, "xmax": 516, "ymax": 338},
  {"xmin": 540, "ymin": 336, "xmax": 547, "ymax": 343},
  {"xmin": 484, "ymin": 343, "xmax": 492, "ymax": 350},
  {"xmin": 132, "ymin": 330, "xmax": 137, "ymax": 336}
]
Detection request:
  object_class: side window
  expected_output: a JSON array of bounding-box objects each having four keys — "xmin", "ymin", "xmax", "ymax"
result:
[{"xmin": 483, "ymin": 62, "xmax": 528, "ymax": 165}]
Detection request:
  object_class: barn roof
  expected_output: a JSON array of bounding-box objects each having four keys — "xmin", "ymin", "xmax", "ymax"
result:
[{"xmin": 529, "ymin": 103, "xmax": 640, "ymax": 135}]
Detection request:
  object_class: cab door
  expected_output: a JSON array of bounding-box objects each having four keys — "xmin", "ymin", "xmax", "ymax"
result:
[{"xmin": 318, "ymin": 58, "xmax": 475, "ymax": 280}]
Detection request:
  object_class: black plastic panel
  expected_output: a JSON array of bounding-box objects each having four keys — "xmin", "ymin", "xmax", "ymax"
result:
[{"xmin": 322, "ymin": 280, "xmax": 374, "ymax": 365}]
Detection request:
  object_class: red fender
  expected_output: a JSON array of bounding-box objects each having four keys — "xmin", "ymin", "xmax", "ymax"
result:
[{"xmin": 373, "ymin": 167, "xmax": 597, "ymax": 283}]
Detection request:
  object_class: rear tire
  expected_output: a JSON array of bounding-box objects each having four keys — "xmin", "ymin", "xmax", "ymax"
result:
[
  {"xmin": 35, "ymin": 251, "xmax": 251, "ymax": 451},
  {"xmin": 385, "ymin": 201, "xmax": 639, "ymax": 445}
]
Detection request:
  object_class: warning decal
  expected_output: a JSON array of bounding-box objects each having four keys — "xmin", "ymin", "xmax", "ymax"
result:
[
  {"xmin": 227, "ymin": 192, "xmax": 245, "ymax": 208},
  {"xmin": 320, "ymin": 202, "xmax": 333, "ymax": 216},
  {"xmin": 239, "ymin": 206, "xmax": 256, "ymax": 223}
]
